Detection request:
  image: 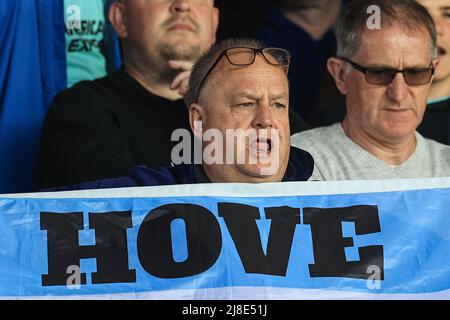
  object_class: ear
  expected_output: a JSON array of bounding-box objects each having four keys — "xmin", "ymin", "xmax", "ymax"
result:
[
  {"xmin": 211, "ymin": 7, "xmax": 220, "ymax": 44},
  {"xmin": 189, "ymin": 103, "xmax": 206, "ymax": 139},
  {"xmin": 109, "ymin": 2, "xmax": 128, "ymax": 38},
  {"xmin": 327, "ymin": 57, "xmax": 349, "ymax": 95},
  {"xmin": 431, "ymin": 58, "xmax": 440, "ymax": 81},
  {"xmin": 433, "ymin": 58, "xmax": 440, "ymax": 70}
]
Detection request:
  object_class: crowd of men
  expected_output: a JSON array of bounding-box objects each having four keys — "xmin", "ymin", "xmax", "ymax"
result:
[{"xmin": 33, "ymin": 0, "xmax": 450, "ymax": 191}]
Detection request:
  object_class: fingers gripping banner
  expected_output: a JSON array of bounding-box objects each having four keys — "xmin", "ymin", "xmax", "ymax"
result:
[{"xmin": 1, "ymin": 179, "xmax": 450, "ymax": 299}]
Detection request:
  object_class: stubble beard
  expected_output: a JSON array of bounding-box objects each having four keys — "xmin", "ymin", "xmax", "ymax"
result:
[
  {"xmin": 156, "ymin": 39, "xmax": 204, "ymax": 84},
  {"xmin": 157, "ymin": 40, "xmax": 203, "ymax": 62}
]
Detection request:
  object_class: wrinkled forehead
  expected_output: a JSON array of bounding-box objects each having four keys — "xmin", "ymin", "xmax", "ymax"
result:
[
  {"xmin": 206, "ymin": 55, "xmax": 289, "ymax": 97},
  {"xmin": 417, "ymin": 0, "xmax": 449, "ymax": 9},
  {"xmin": 356, "ymin": 25, "xmax": 434, "ymax": 65}
]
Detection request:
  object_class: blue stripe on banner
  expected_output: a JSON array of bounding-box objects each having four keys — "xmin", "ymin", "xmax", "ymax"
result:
[{"xmin": 0, "ymin": 179, "xmax": 450, "ymax": 299}]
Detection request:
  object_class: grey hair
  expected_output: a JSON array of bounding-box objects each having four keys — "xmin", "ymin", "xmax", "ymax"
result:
[
  {"xmin": 186, "ymin": 38, "xmax": 265, "ymax": 107},
  {"xmin": 335, "ymin": 0, "xmax": 437, "ymax": 60}
]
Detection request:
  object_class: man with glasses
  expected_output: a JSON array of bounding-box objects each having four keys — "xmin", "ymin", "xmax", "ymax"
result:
[
  {"xmin": 184, "ymin": 38, "xmax": 313, "ymax": 183},
  {"xmin": 48, "ymin": 38, "xmax": 314, "ymax": 190},
  {"xmin": 291, "ymin": 0, "xmax": 450, "ymax": 180}
]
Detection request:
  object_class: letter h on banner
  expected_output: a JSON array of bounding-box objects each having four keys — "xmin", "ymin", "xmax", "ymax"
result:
[{"xmin": 40, "ymin": 212, "xmax": 136, "ymax": 286}]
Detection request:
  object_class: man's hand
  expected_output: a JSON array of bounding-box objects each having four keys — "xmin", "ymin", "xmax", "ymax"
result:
[{"xmin": 169, "ymin": 60, "xmax": 193, "ymax": 98}]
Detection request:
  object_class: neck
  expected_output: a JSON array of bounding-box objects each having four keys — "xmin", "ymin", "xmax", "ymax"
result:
[
  {"xmin": 281, "ymin": 0, "xmax": 341, "ymax": 40},
  {"xmin": 342, "ymin": 119, "xmax": 417, "ymax": 165},
  {"xmin": 123, "ymin": 54, "xmax": 182, "ymax": 101},
  {"xmin": 428, "ymin": 76, "xmax": 450, "ymax": 101}
]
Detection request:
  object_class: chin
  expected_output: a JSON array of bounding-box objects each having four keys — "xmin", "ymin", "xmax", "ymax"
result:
[
  {"xmin": 166, "ymin": 33, "xmax": 197, "ymax": 43},
  {"xmin": 159, "ymin": 40, "xmax": 201, "ymax": 61},
  {"xmin": 238, "ymin": 165, "xmax": 282, "ymax": 182}
]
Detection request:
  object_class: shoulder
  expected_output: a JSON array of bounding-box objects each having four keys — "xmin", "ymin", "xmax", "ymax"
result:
[
  {"xmin": 287, "ymin": 147, "xmax": 315, "ymax": 181},
  {"xmin": 291, "ymin": 124, "xmax": 357, "ymax": 181},
  {"xmin": 419, "ymin": 134, "xmax": 450, "ymax": 158},
  {"xmin": 45, "ymin": 164, "xmax": 188, "ymax": 191},
  {"xmin": 59, "ymin": 73, "xmax": 114, "ymax": 98},
  {"xmin": 49, "ymin": 71, "xmax": 128, "ymax": 112},
  {"xmin": 44, "ymin": 73, "xmax": 128, "ymax": 125},
  {"xmin": 129, "ymin": 164, "xmax": 197, "ymax": 186},
  {"xmin": 416, "ymin": 134, "xmax": 450, "ymax": 177},
  {"xmin": 291, "ymin": 123, "xmax": 342, "ymax": 149}
]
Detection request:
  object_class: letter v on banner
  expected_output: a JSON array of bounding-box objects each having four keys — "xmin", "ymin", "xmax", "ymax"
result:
[{"xmin": 218, "ymin": 203, "xmax": 301, "ymax": 276}]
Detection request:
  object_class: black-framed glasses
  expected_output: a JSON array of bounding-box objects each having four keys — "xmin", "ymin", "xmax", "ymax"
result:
[
  {"xmin": 195, "ymin": 47, "xmax": 291, "ymax": 102},
  {"xmin": 340, "ymin": 57, "xmax": 435, "ymax": 86}
]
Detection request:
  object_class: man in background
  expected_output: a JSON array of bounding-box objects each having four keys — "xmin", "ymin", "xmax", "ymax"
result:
[{"xmin": 35, "ymin": 0, "xmax": 219, "ymax": 189}]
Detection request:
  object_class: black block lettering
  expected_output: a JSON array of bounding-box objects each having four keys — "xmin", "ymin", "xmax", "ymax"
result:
[
  {"xmin": 303, "ymin": 205, "xmax": 384, "ymax": 279},
  {"xmin": 137, "ymin": 204, "xmax": 221, "ymax": 278},
  {"xmin": 40, "ymin": 211, "xmax": 136, "ymax": 286},
  {"xmin": 219, "ymin": 203, "xmax": 300, "ymax": 276}
]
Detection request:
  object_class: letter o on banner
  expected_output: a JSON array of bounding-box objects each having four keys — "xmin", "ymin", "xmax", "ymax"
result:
[{"xmin": 137, "ymin": 204, "xmax": 222, "ymax": 278}]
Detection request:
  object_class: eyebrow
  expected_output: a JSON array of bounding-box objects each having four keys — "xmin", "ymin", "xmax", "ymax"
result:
[
  {"xmin": 233, "ymin": 92, "xmax": 288, "ymax": 100},
  {"xmin": 269, "ymin": 93, "xmax": 289, "ymax": 100},
  {"xmin": 233, "ymin": 93, "xmax": 260, "ymax": 100}
]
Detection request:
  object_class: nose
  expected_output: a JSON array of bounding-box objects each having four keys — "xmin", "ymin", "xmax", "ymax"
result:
[
  {"xmin": 170, "ymin": 0, "xmax": 190, "ymax": 13},
  {"xmin": 386, "ymin": 73, "xmax": 409, "ymax": 103},
  {"xmin": 252, "ymin": 103, "xmax": 274, "ymax": 129}
]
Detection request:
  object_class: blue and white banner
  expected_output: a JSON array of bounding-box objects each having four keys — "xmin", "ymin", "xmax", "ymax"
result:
[{"xmin": 1, "ymin": 178, "xmax": 450, "ymax": 300}]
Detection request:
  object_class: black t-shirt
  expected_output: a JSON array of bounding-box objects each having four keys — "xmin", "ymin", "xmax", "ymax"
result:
[
  {"xmin": 35, "ymin": 68, "xmax": 190, "ymax": 189},
  {"xmin": 418, "ymin": 98, "xmax": 450, "ymax": 145}
]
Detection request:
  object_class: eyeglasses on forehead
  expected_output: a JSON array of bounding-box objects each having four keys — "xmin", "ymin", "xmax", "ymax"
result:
[{"xmin": 195, "ymin": 47, "xmax": 291, "ymax": 103}]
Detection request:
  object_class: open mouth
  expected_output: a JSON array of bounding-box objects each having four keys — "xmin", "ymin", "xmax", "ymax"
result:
[{"xmin": 249, "ymin": 138, "xmax": 272, "ymax": 154}]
